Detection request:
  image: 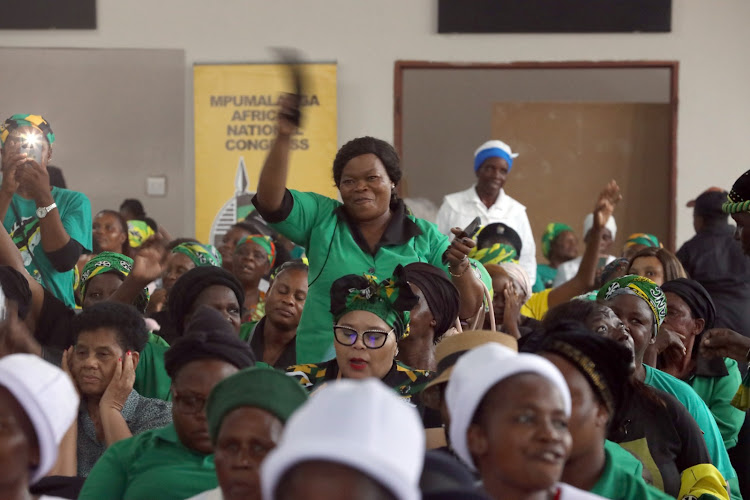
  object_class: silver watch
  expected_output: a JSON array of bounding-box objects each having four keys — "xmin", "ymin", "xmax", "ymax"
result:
[{"xmin": 36, "ymin": 202, "xmax": 57, "ymax": 219}]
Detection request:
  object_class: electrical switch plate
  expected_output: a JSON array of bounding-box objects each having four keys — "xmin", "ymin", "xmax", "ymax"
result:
[{"xmin": 146, "ymin": 176, "xmax": 167, "ymax": 197}]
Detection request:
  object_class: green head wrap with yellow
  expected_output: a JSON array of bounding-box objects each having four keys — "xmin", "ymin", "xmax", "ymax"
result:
[
  {"xmin": 127, "ymin": 220, "xmax": 155, "ymax": 248},
  {"xmin": 541, "ymin": 223, "xmax": 574, "ymax": 259},
  {"xmin": 329, "ymin": 265, "xmax": 419, "ymax": 340},
  {"xmin": 0, "ymin": 114, "xmax": 55, "ymax": 147},
  {"xmin": 469, "ymin": 243, "xmax": 518, "ymax": 266},
  {"xmin": 206, "ymin": 366, "xmax": 308, "ymax": 444},
  {"xmin": 597, "ymin": 274, "xmax": 667, "ymax": 337},
  {"xmin": 80, "ymin": 251, "xmax": 150, "ymax": 313},
  {"xmin": 172, "ymin": 242, "xmax": 222, "ymax": 268},
  {"xmin": 623, "ymin": 233, "xmax": 661, "ymax": 250}
]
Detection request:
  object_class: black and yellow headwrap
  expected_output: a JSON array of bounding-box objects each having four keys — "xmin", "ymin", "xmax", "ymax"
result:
[
  {"xmin": 723, "ymin": 170, "xmax": 750, "ymax": 214},
  {"xmin": 597, "ymin": 274, "xmax": 667, "ymax": 336},
  {"xmin": 80, "ymin": 251, "xmax": 150, "ymax": 313},
  {"xmin": 0, "ymin": 114, "xmax": 55, "ymax": 147},
  {"xmin": 329, "ymin": 265, "xmax": 419, "ymax": 340}
]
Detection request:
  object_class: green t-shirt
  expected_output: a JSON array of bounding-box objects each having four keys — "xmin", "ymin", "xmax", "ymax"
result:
[
  {"xmin": 268, "ymin": 190, "xmax": 491, "ymax": 364},
  {"xmin": 3, "ymin": 187, "xmax": 92, "ymax": 308},
  {"xmin": 644, "ymin": 365, "xmax": 742, "ymax": 500},
  {"xmin": 592, "ymin": 442, "xmax": 674, "ymax": 499},
  {"xmin": 133, "ymin": 332, "xmax": 171, "ymax": 401},
  {"xmin": 536, "ymin": 263, "xmax": 558, "ymax": 291},
  {"xmin": 78, "ymin": 424, "xmax": 217, "ymax": 500},
  {"xmin": 687, "ymin": 357, "xmax": 745, "ymax": 450}
]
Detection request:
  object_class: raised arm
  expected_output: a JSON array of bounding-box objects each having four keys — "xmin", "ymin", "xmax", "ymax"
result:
[
  {"xmin": 0, "ymin": 219, "xmax": 45, "ymax": 331},
  {"xmin": 548, "ymin": 180, "xmax": 621, "ymax": 308},
  {"xmin": 255, "ymin": 95, "xmax": 299, "ymax": 213}
]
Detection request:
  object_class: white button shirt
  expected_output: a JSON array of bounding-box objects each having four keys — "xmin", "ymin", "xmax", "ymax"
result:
[{"xmin": 436, "ymin": 185, "xmax": 537, "ymax": 282}]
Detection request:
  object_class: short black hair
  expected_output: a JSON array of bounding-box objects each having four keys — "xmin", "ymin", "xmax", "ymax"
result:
[
  {"xmin": 120, "ymin": 199, "xmax": 146, "ymax": 219},
  {"xmin": 71, "ymin": 301, "xmax": 148, "ymax": 352},
  {"xmin": 271, "ymin": 259, "xmax": 309, "ymax": 282},
  {"xmin": 332, "ymin": 137, "xmax": 401, "ymax": 187}
]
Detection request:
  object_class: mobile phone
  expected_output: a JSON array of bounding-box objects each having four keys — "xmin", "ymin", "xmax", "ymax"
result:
[
  {"xmin": 20, "ymin": 135, "xmax": 44, "ymax": 164},
  {"xmin": 459, "ymin": 217, "xmax": 482, "ymax": 239}
]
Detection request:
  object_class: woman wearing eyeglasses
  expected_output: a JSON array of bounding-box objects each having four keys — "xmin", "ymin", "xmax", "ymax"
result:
[
  {"xmin": 78, "ymin": 307, "xmax": 256, "ymax": 500},
  {"xmin": 286, "ymin": 266, "xmax": 432, "ymax": 404}
]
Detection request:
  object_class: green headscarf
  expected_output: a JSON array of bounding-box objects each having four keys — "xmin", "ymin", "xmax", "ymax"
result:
[
  {"xmin": 329, "ymin": 265, "xmax": 418, "ymax": 340},
  {"xmin": 541, "ymin": 223, "xmax": 574, "ymax": 259},
  {"xmin": 623, "ymin": 233, "xmax": 661, "ymax": 250},
  {"xmin": 127, "ymin": 220, "xmax": 155, "ymax": 248},
  {"xmin": 236, "ymin": 234, "xmax": 276, "ymax": 267},
  {"xmin": 597, "ymin": 274, "xmax": 667, "ymax": 336},
  {"xmin": 80, "ymin": 251, "xmax": 150, "ymax": 313},
  {"xmin": 206, "ymin": 366, "xmax": 308, "ymax": 444},
  {"xmin": 469, "ymin": 243, "xmax": 518, "ymax": 266},
  {"xmin": 172, "ymin": 242, "xmax": 222, "ymax": 268},
  {"xmin": 0, "ymin": 114, "xmax": 55, "ymax": 147}
]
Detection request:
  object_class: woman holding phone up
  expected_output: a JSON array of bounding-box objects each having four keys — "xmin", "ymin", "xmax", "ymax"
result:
[{"xmin": 253, "ymin": 96, "xmax": 487, "ymax": 364}]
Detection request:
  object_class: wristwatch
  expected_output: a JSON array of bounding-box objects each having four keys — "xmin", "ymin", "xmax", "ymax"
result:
[{"xmin": 36, "ymin": 202, "xmax": 57, "ymax": 219}]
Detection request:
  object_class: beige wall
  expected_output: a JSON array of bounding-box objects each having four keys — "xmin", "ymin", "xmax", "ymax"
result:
[{"xmin": 0, "ymin": 0, "xmax": 748, "ymax": 244}]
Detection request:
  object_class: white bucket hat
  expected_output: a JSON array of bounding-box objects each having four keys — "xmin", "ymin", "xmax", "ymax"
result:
[
  {"xmin": 0, "ymin": 354, "xmax": 79, "ymax": 484},
  {"xmin": 261, "ymin": 378, "xmax": 424, "ymax": 500},
  {"xmin": 445, "ymin": 343, "xmax": 571, "ymax": 471}
]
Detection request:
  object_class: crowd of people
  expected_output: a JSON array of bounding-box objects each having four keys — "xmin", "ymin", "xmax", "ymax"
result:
[{"xmin": 2, "ymin": 104, "xmax": 750, "ymax": 500}]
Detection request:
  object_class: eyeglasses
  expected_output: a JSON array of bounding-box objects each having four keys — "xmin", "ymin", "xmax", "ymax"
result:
[
  {"xmin": 172, "ymin": 390, "xmax": 207, "ymax": 415},
  {"xmin": 333, "ymin": 325, "xmax": 394, "ymax": 349}
]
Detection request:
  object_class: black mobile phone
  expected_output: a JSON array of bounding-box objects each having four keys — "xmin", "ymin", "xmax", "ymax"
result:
[
  {"xmin": 460, "ymin": 217, "xmax": 482, "ymax": 239},
  {"xmin": 271, "ymin": 47, "xmax": 306, "ymax": 127}
]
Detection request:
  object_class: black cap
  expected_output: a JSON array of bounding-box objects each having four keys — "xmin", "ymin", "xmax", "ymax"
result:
[{"xmin": 694, "ymin": 190, "xmax": 728, "ymax": 217}]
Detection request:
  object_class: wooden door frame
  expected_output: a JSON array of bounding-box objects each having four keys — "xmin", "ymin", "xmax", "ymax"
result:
[{"xmin": 393, "ymin": 60, "xmax": 680, "ymax": 250}]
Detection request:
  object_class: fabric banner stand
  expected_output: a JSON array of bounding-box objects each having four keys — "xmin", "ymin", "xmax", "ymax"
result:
[{"xmin": 193, "ymin": 63, "xmax": 338, "ymax": 246}]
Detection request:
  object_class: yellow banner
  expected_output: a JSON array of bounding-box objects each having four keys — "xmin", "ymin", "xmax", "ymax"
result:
[{"xmin": 193, "ymin": 63, "xmax": 337, "ymax": 246}]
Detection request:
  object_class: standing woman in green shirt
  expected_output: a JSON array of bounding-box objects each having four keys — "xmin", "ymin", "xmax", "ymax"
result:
[{"xmin": 253, "ymin": 97, "xmax": 485, "ymax": 364}]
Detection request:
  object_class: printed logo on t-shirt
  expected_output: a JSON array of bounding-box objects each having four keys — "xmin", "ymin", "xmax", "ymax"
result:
[{"xmin": 9, "ymin": 215, "xmax": 41, "ymax": 279}]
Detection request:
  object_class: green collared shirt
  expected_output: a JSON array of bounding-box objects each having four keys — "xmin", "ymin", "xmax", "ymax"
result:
[
  {"xmin": 592, "ymin": 442, "xmax": 674, "ymax": 499},
  {"xmin": 133, "ymin": 332, "xmax": 172, "ymax": 401},
  {"xmin": 78, "ymin": 424, "xmax": 217, "ymax": 500}
]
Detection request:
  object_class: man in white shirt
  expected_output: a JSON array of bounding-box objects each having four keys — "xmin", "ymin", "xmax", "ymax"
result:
[{"xmin": 436, "ymin": 140, "xmax": 537, "ymax": 282}]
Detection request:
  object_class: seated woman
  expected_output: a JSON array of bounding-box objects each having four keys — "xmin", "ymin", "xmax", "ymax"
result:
[
  {"xmin": 163, "ymin": 265, "xmax": 245, "ymax": 343},
  {"xmin": 445, "ymin": 342, "xmax": 600, "ymax": 499},
  {"xmin": 484, "ymin": 262, "xmax": 536, "ymax": 339},
  {"xmin": 0, "ymin": 354, "xmax": 78, "ymax": 500},
  {"xmin": 78, "ymin": 209, "xmax": 132, "ymax": 275},
  {"xmin": 657, "ymin": 278, "xmax": 744, "ymax": 450},
  {"xmin": 188, "ymin": 367, "xmax": 308, "ymax": 500},
  {"xmin": 536, "ymin": 222, "xmax": 579, "ymax": 291},
  {"xmin": 621, "ymin": 233, "xmax": 661, "ymax": 261},
  {"xmin": 261, "ymin": 379, "xmax": 424, "ymax": 500},
  {"xmin": 535, "ymin": 321, "xmax": 701, "ymax": 499},
  {"xmin": 148, "ymin": 241, "xmax": 222, "ymax": 320},
  {"xmin": 62, "ymin": 302, "xmax": 172, "ymax": 477},
  {"xmin": 598, "ymin": 275, "xmax": 742, "ymax": 500},
  {"xmin": 78, "ymin": 307, "xmax": 256, "ymax": 500},
  {"xmin": 627, "ymin": 246, "xmax": 687, "ymax": 286},
  {"xmin": 286, "ymin": 267, "xmax": 431, "ymax": 404},
  {"xmin": 397, "ymin": 262, "xmax": 460, "ymax": 371},
  {"xmin": 253, "ymin": 98, "xmax": 486, "ymax": 365},
  {"xmin": 232, "ymin": 235, "xmax": 275, "ymax": 323},
  {"xmin": 242, "ymin": 260, "xmax": 308, "ymax": 368}
]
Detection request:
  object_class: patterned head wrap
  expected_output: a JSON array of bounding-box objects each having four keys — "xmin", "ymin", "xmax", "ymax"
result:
[
  {"xmin": 469, "ymin": 243, "xmax": 518, "ymax": 266},
  {"xmin": 541, "ymin": 223, "xmax": 574, "ymax": 259},
  {"xmin": 127, "ymin": 220, "xmax": 155, "ymax": 248},
  {"xmin": 623, "ymin": 233, "xmax": 662, "ymax": 249},
  {"xmin": 80, "ymin": 251, "xmax": 150, "ymax": 313},
  {"xmin": 597, "ymin": 274, "xmax": 667, "ymax": 335},
  {"xmin": 236, "ymin": 234, "xmax": 276, "ymax": 268},
  {"xmin": 172, "ymin": 242, "xmax": 222, "ymax": 268},
  {"xmin": 723, "ymin": 170, "xmax": 750, "ymax": 214},
  {"xmin": 0, "ymin": 114, "xmax": 55, "ymax": 147},
  {"xmin": 329, "ymin": 265, "xmax": 419, "ymax": 340}
]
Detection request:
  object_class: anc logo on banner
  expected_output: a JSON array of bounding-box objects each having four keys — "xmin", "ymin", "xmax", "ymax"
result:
[{"xmin": 193, "ymin": 63, "xmax": 338, "ymax": 247}]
